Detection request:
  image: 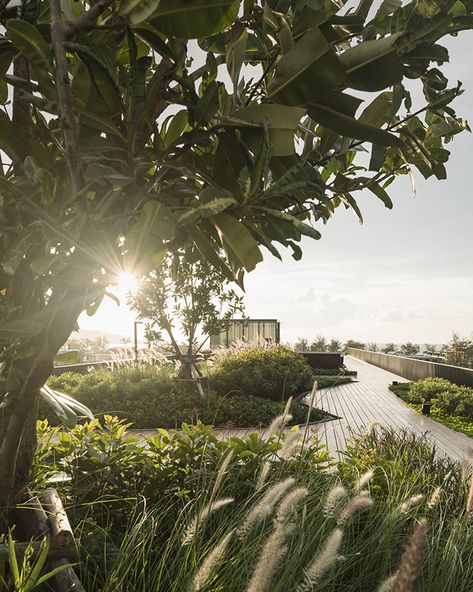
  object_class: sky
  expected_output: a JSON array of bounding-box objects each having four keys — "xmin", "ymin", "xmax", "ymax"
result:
[{"xmin": 78, "ymin": 31, "xmax": 473, "ymax": 347}]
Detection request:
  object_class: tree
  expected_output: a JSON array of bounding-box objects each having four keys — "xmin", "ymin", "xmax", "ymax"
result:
[
  {"xmin": 327, "ymin": 338, "xmax": 343, "ymax": 352},
  {"xmin": 443, "ymin": 332, "xmax": 473, "ymax": 368},
  {"xmin": 129, "ymin": 251, "xmax": 244, "ymax": 382},
  {"xmin": 367, "ymin": 342, "xmax": 378, "ymax": 352},
  {"xmin": 382, "ymin": 343, "xmax": 396, "ymax": 354},
  {"xmin": 310, "ymin": 335, "xmax": 328, "ymax": 352},
  {"xmin": 345, "ymin": 340, "xmax": 366, "ymax": 351},
  {"xmin": 0, "ymin": 0, "xmax": 472, "ymax": 512},
  {"xmin": 400, "ymin": 342, "xmax": 420, "ymax": 356},
  {"xmin": 294, "ymin": 338, "xmax": 309, "ymax": 352},
  {"xmin": 120, "ymin": 337, "xmax": 132, "ymax": 345},
  {"xmin": 424, "ymin": 343, "xmax": 438, "ymax": 355}
]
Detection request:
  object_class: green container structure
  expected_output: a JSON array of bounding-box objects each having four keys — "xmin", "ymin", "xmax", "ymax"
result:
[{"xmin": 210, "ymin": 319, "xmax": 280, "ymax": 349}]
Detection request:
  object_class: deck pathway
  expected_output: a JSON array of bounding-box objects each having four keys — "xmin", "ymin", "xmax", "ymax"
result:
[
  {"xmin": 130, "ymin": 356, "xmax": 472, "ymax": 464},
  {"xmin": 314, "ymin": 356, "xmax": 472, "ymax": 463}
]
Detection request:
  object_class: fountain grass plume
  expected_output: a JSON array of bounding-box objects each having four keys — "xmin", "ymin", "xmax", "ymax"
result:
[
  {"xmin": 246, "ymin": 522, "xmax": 289, "ymax": 592},
  {"xmin": 377, "ymin": 573, "xmax": 398, "ymax": 592},
  {"xmin": 399, "ymin": 495, "xmax": 424, "ymax": 514},
  {"xmin": 256, "ymin": 461, "xmax": 271, "ymax": 491},
  {"xmin": 355, "ymin": 469, "xmax": 374, "ymax": 490},
  {"xmin": 392, "ymin": 519, "xmax": 427, "ymax": 592},
  {"xmin": 427, "ymin": 487, "xmax": 441, "ymax": 509},
  {"xmin": 280, "ymin": 429, "xmax": 304, "ymax": 459},
  {"xmin": 301, "ymin": 380, "xmax": 318, "ymax": 450},
  {"xmin": 363, "ymin": 421, "xmax": 382, "ymax": 437},
  {"xmin": 182, "ymin": 498, "xmax": 234, "ymax": 545},
  {"xmin": 190, "ymin": 529, "xmax": 235, "ymax": 592},
  {"xmin": 267, "ymin": 413, "xmax": 293, "ymax": 438},
  {"xmin": 337, "ymin": 492, "xmax": 373, "ymax": 525},
  {"xmin": 238, "ymin": 478, "xmax": 295, "ymax": 538},
  {"xmin": 324, "ymin": 485, "xmax": 347, "ymax": 517},
  {"xmin": 275, "ymin": 487, "xmax": 308, "ymax": 523},
  {"xmin": 467, "ymin": 476, "xmax": 473, "ymax": 513},
  {"xmin": 211, "ymin": 450, "xmax": 234, "ymax": 500},
  {"xmin": 296, "ymin": 528, "xmax": 343, "ymax": 592}
]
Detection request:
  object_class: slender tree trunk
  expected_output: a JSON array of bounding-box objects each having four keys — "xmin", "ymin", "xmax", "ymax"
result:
[{"xmin": 0, "ymin": 270, "xmax": 92, "ymax": 517}]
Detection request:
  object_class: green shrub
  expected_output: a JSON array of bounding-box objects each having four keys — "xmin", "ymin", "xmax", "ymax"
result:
[
  {"xmin": 44, "ymin": 365, "xmax": 325, "ymax": 428},
  {"xmin": 314, "ymin": 375, "xmax": 352, "ymax": 389},
  {"xmin": 208, "ymin": 344, "xmax": 314, "ymax": 401},
  {"xmin": 391, "ymin": 377, "xmax": 473, "ymax": 420},
  {"xmin": 408, "ymin": 377, "xmax": 456, "ymax": 403}
]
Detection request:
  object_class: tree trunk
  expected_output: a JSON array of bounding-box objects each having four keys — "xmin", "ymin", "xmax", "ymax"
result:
[{"xmin": 0, "ymin": 273, "xmax": 93, "ymax": 519}]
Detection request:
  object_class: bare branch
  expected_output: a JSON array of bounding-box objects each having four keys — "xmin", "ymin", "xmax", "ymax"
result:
[{"xmin": 63, "ymin": 0, "xmax": 115, "ymax": 39}]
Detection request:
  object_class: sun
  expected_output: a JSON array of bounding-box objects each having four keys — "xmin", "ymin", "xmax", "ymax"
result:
[{"xmin": 116, "ymin": 271, "xmax": 139, "ymax": 297}]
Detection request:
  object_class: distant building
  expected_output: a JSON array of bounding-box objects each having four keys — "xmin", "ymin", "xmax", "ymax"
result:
[{"xmin": 210, "ymin": 319, "xmax": 280, "ymax": 349}]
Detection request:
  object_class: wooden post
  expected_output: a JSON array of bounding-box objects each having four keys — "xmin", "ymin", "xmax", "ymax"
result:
[
  {"xmin": 42, "ymin": 488, "xmax": 86, "ymax": 592},
  {"xmin": 42, "ymin": 488, "xmax": 74, "ymax": 547}
]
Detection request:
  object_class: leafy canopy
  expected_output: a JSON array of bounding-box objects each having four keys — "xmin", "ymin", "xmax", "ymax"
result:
[
  {"xmin": 129, "ymin": 250, "xmax": 245, "ymax": 357},
  {"xmin": 0, "ymin": 0, "xmax": 472, "ymax": 363}
]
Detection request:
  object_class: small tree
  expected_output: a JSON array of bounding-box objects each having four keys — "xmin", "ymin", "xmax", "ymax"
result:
[
  {"xmin": 345, "ymin": 340, "xmax": 366, "ymax": 351},
  {"xmin": 442, "ymin": 333, "xmax": 473, "ymax": 368},
  {"xmin": 400, "ymin": 342, "xmax": 420, "ymax": 356},
  {"xmin": 327, "ymin": 338, "xmax": 343, "ymax": 352},
  {"xmin": 294, "ymin": 338, "xmax": 310, "ymax": 352},
  {"xmin": 424, "ymin": 343, "xmax": 437, "ymax": 355},
  {"xmin": 367, "ymin": 342, "xmax": 378, "ymax": 352},
  {"xmin": 382, "ymin": 343, "xmax": 396, "ymax": 353},
  {"xmin": 310, "ymin": 335, "xmax": 328, "ymax": 352},
  {"xmin": 130, "ymin": 250, "xmax": 244, "ymax": 383}
]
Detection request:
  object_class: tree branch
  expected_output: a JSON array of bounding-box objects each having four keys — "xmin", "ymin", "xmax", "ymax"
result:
[
  {"xmin": 63, "ymin": 0, "xmax": 115, "ymax": 39},
  {"xmin": 50, "ymin": 0, "xmax": 84, "ymax": 195}
]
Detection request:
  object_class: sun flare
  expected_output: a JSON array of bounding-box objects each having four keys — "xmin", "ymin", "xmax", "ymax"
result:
[{"xmin": 116, "ymin": 271, "xmax": 139, "ymax": 297}]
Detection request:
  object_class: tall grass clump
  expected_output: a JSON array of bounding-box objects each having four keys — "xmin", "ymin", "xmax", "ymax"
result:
[{"xmin": 27, "ymin": 415, "xmax": 473, "ymax": 592}]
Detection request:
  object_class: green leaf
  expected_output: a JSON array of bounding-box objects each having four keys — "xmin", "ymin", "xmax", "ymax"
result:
[
  {"xmin": 212, "ymin": 212, "xmax": 263, "ymax": 272},
  {"xmin": 213, "ymin": 131, "xmax": 248, "ymax": 194},
  {"xmin": 228, "ymin": 104, "xmax": 306, "ymax": 156},
  {"xmin": 339, "ymin": 34, "xmax": 404, "ymax": 92},
  {"xmin": 120, "ymin": 0, "xmax": 161, "ymax": 25},
  {"xmin": 359, "ymin": 92, "xmax": 393, "ymax": 128},
  {"xmin": 6, "ymin": 19, "xmax": 52, "ymax": 71},
  {"xmin": 226, "ymin": 28, "xmax": 247, "ymax": 98},
  {"xmin": 258, "ymin": 208, "xmax": 322, "ymax": 240},
  {"xmin": 187, "ymin": 225, "xmax": 236, "ymax": 283},
  {"xmin": 135, "ymin": 26, "xmax": 175, "ymax": 59},
  {"xmin": 66, "ymin": 42, "xmax": 122, "ymax": 115},
  {"xmin": 127, "ymin": 201, "xmax": 176, "ymax": 266},
  {"xmin": 375, "ymin": 0, "xmax": 402, "ymax": 18},
  {"xmin": 40, "ymin": 385, "xmax": 94, "ymax": 427},
  {"xmin": 367, "ymin": 182, "xmax": 393, "ymax": 209},
  {"xmin": 163, "ymin": 109, "xmax": 188, "ymax": 147},
  {"xmin": 268, "ymin": 26, "xmax": 346, "ymax": 106},
  {"xmin": 152, "ymin": 0, "xmax": 240, "ymax": 39},
  {"xmin": 177, "ymin": 196, "xmax": 237, "ymax": 226},
  {"xmin": 194, "ymin": 80, "xmax": 220, "ymax": 126},
  {"xmin": 340, "ymin": 192, "xmax": 363, "ymax": 223},
  {"xmin": 308, "ymin": 103, "xmax": 400, "ymax": 146}
]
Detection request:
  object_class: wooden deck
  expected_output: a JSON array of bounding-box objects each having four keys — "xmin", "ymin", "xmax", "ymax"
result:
[
  {"xmin": 130, "ymin": 356, "xmax": 472, "ymax": 464},
  {"xmin": 314, "ymin": 356, "xmax": 472, "ymax": 463}
]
